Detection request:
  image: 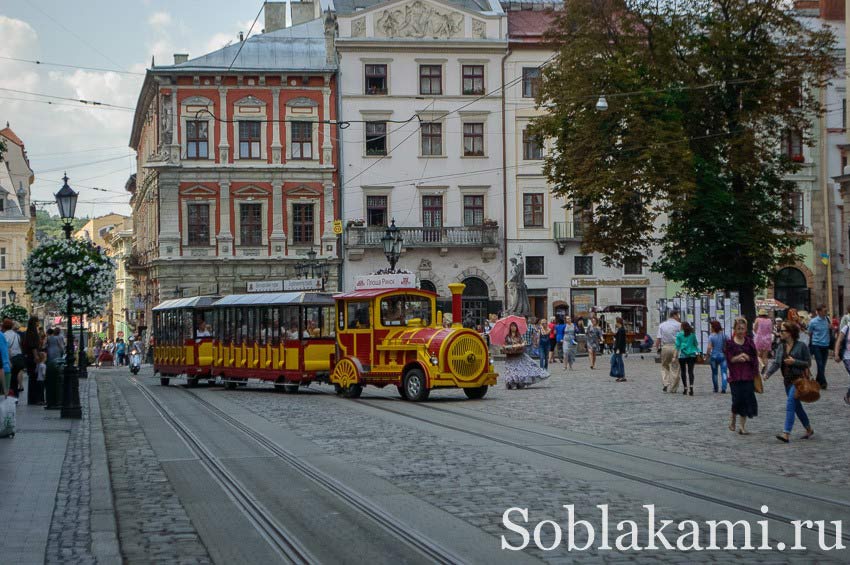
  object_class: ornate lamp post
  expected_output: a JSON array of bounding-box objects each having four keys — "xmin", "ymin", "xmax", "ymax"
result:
[
  {"xmin": 56, "ymin": 174, "xmax": 81, "ymax": 419},
  {"xmin": 381, "ymin": 219, "xmax": 404, "ymax": 271},
  {"xmin": 295, "ymin": 247, "xmax": 329, "ymax": 290},
  {"xmin": 8, "ymin": 287, "xmax": 16, "ymax": 304}
]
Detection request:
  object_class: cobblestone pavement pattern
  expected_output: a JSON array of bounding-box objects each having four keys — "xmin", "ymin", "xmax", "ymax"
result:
[
  {"xmin": 217, "ymin": 369, "xmax": 841, "ymax": 563},
  {"xmin": 97, "ymin": 375, "xmax": 212, "ymax": 564},
  {"xmin": 46, "ymin": 378, "xmax": 95, "ymax": 565},
  {"xmin": 462, "ymin": 355, "xmax": 850, "ymax": 488}
]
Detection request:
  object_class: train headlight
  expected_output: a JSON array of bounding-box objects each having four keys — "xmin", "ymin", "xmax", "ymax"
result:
[{"xmin": 430, "ymin": 354, "xmax": 439, "ymax": 366}]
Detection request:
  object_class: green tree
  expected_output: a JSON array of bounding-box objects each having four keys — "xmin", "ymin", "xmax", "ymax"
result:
[
  {"xmin": 534, "ymin": 0, "xmax": 836, "ymax": 320},
  {"xmin": 35, "ymin": 209, "xmax": 87, "ymax": 241}
]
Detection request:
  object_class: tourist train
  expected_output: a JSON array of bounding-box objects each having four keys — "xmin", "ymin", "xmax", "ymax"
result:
[{"xmin": 152, "ymin": 282, "xmax": 497, "ymax": 400}]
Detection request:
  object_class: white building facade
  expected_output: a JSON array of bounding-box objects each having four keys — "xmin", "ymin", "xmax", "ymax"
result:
[{"xmin": 335, "ymin": 0, "xmax": 508, "ymax": 322}]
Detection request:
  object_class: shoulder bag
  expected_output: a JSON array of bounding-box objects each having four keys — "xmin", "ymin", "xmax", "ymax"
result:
[{"xmin": 794, "ymin": 368, "xmax": 821, "ymax": 403}]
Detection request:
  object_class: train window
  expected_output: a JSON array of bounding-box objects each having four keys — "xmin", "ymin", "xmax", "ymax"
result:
[
  {"xmin": 270, "ymin": 307, "xmax": 280, "ymax": 345},
  {"xmin": 235, "ymin": 308, "xmax": 245, "ymax": 345},
  {"xmin": 282, "ymin": 306, "xmax": 299, "ymax": 340},
  {"xmin": 338, "ymin": 306, "xmax": 344, "ymax": 330},
  {"xmin": 182, "ymin": 311, "xmax": 193, "ymax": 343},
  {"xmin": 347, "ymin": 301, "xmax": 371, "ymax": 329},
  {"xmin": 223, "ymin": 308, "xmax": 233, "ymax": 343},
  {"xmin": 247, "ymin": 308, "xmax": 257, "ymax": 344},
  {"xmin": 195, "ymin": 310, "xmax": 213, "ymax": 339},
  {"xmin": 302, "ymin": 306, "xmax": 335, "ymax": 338},
  {"xmin": 380, "ymin": 295, "xmax": 432, "ymax": 327}
]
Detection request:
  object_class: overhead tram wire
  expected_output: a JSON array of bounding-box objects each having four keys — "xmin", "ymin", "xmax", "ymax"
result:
[
  {"xmin": 0, "ymin": 88, "xmax": 135, "ymax": 110},
  {"xmin": 0, "ymin": 55, "xmax": 145, "ymax": 76},
  {"xmin": 227, "ymin": 1, "xmax": 267, "ymax": 72},
  {"xmin": 0, "ymin": 96, "xmax": 134, "ymax": 113}
]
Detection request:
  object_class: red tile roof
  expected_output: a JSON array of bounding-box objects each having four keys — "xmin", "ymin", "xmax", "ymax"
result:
[
  {"xmin": 508, "ymin": 10, "xmax": 558, "ymax": 39},
  {"xmin": 0, "ymin": 127, "xmax": 24, "ymax": 147}
]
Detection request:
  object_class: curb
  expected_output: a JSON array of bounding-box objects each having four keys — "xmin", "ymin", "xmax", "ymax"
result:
[{"xmin": 88, "ymin": 376, "xmax": 122, "ymax": 563}]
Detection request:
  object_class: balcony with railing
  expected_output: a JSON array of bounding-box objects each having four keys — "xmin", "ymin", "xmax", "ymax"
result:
[
  {"xmin": 553, "ymin": 221, "xmax": 584, "ymax": 254},
  {"xmin": 125, "ymin": 252, "xmax": 147, "ymax": 273},
  {"xmin": 347, "ymin": 225, "xmax": 499, "ymax": 259}
]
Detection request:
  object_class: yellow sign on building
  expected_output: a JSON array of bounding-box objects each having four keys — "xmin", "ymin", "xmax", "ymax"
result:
[{"xmin": 332, "ymin": 220, "xmax": 343, "ymax": 235}]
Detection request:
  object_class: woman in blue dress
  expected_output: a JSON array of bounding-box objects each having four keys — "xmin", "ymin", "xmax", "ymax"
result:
[{"xmin": 502, "ymin": 322, "xmax": 550, "ymax": 389}]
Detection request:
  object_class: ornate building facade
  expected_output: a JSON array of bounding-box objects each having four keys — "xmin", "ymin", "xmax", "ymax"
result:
[
  {"xmin": 0, "ymin": 124, "xmax": 36, "ymax": 311},
  {"xmin": 128, "ymin": 2, "xmax": 340, "ymax": 320},
  {"xmin": 335, "ymin": 0, "xmax": 508, "ymax": 321}
]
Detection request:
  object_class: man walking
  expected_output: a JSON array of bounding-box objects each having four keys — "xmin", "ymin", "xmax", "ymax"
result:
[
  {"xmin": 656, "ymin": 309, "xmax": 682, "ymax": 392},
  {"xmin": 808, "ymin": 304, "xmax": 830, "ymax": 389}
]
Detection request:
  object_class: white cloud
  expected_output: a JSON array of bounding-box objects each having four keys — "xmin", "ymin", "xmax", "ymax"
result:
[
  {"xmin": 147, "ymin": 11, "xmax": 172, "ymax": 27},
  {"xmin": 0, "ymin": 15, "xmax": 37, "ymax": 57}
]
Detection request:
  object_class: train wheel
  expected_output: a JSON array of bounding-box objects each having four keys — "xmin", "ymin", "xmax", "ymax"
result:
[
  {"xmin": 397, "ymin": 385, "xmax": 408, "ymax": 400},
  {"xmin": 334, "ymin": 384, "xmax": 343, "ymax": 395},
  {"xmin": 187, "ymin": 377, "xmax": 199, "ymax": 388},
  {"xmin": 225, "ymin": 381, "xmax": 237, "ymax": 390},
  {"xmin": 403, "ymin": 368, "xmax": 430, "ymax": 402},
  {"xmin": 160, "ymin": 378, "xmax": 170, "ymax": 387},
  {"xmin": 463, "ymin": 386, "xmax": 488, "ymax": 400},
  {"xmin": 284, "ymin": 384, "xmax": 299, "ymax": 394},
  {"xmin": 343, "ymin": 384, "xmax": 363, "ymax": 399}
]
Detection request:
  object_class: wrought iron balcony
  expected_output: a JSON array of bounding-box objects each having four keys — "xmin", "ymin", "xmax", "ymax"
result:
[
  {"xmin": 346, "ymin": 225, "xmax": 499, "ymax": 249},
  {"xmin": 553, "ymin": 221, "xmax": 584, "ymax": 254},
  {"xmin": 125, "ymin": 252, "xmax": 147, "ymax": 272}
]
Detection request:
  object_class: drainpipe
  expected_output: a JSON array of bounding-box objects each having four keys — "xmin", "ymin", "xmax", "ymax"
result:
[
  {"xmin": 336, "ymin": 69, "xmax": 345, "ymax": 293},
  {"xmin": 501, "ymin": 45, "xmax": 512, "ymax": 311},
  {"xmin": 820, "ymin": 83, "xmax": 834, "ymax": 315}
]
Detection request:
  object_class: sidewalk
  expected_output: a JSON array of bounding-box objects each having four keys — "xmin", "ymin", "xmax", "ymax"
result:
[{"xmin": 0, "ymin": 377, "xmax": 119, "ymax": 564}]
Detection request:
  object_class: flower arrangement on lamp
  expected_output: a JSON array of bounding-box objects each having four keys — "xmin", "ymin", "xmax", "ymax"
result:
[
  {"xmin": 0, "ymin": 303, "xmax": 28, "ymax": 324},
  {"xmin": 24, "ymin": 238, "xmax": 117, "ymax": 316}
]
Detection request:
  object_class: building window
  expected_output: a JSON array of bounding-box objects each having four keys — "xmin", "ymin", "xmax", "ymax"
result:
[
  {"xmin": 0, "ymin": 199, "xmax": 4, "ymax": 212},
  {"xmin": 787, "ymin": 191, "xmax": 804, "ymax": 230},
  {"xmin": 0, "ymin": 247, "xmax": 5, "ymax": 270},
  {"xmin": 623, "ymin": 257, "xmax": 643, "ymax": 275},
  {"xmin": 187, "ymin": 203, "xmax": 210, "ymax": 246},
  {"xmin": 291, "ymin": 121, "xmax": 312, "ymax": 160},
  {"xmin": 367, "ymin": 195, "xmax": 388, "ymax": 227},
  {"xmin": 421, "ymin": 122, "xmax": 442, "ymax": 156},
  {"xmin": 186, "ymin": 120, "xmax": 209, "ymax": 159},
  {"xmin": 523, "ymin": 193, "xmax": 544, "ymax": 228},
  {"xmin": 463, "ymin": 123, "xmax": 484, "ymax": 156},
  {"xmin": 239, "ymin": 203, "xmax": 262, "ymax": 246},
  {"xmin": 781, "ymin": 129, "xmax": 803, "ymax": 162},
  {"xmin": 575, "ymin": 256, "xmax": 593, "ymax": 275},
  {"xmin": 292, "ymin": 203, "xmax": 314, "ymax": 245},
  {"xmin": 522, "ymin": 67, "xmax": 541, "ymax": 98},
  {"xmin": 462, "ymin": 65, "xmax": 484, "ymax": 95},
  {"xmin": 419, "ymin": 65, "xmax": 442, "ymax": 95},
  {"xmin": 365, "ymin": 122, "xmax": 387, "ymax": 156},
  {"xmin": 463, "ymin": 195, "xmax": 484, "ymax": 226},
  {"xmin": 239, "ymin": 121, "xmax": 261, "ymax": 159},
  {"xmin": 365, "ymin": 64, "xmax": 387, "ymax": 95},
  {"xmin": 523, "ymin": 129, "xmax": 543, "ymax": 160},
  {"xmin": 422, "ymin": 195, "xmax": 443, "ymax": 243},
  {"xmin": 526, "ymin": 256, "xmax": 544, "ymax": 276},
  {"xmin": 0, "ymin": 291, "xmax": 5, "ymax": 307}
]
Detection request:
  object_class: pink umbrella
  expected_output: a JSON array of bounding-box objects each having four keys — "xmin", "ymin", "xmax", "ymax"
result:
[{"xmin": 488, "ymin": 316, "xmax": 528, "ymax": 347}]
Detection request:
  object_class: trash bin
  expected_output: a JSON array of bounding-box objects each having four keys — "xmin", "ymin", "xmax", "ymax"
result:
[{"xmin": 44, "ymin": 360, "xmax": 64, "ymax": 410}]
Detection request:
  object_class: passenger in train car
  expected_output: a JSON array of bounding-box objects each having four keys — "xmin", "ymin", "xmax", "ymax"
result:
[
  {"xmin": 286, "ymin": 323, "xmax": 299, "ymax": 340},
  {"xmin": 303, "ymin": 319, "xmax": 321, "ymax": 338},
  {"xmin": 196, "ymin": 321, "xmax": 211, "ymax": 339}
]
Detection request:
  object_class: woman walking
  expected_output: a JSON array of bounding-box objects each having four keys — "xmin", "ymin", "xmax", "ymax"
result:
[
  {"xmin": 547, "ymin": 317, "xmax": 557, "ymax": 365},
  {"xmin": 22, "ymin": 317, "xmax": 42, "ymax": 405},
  {"xmin": 753, "ymin": 309, "xmax": 773, "ymax": 375},
  {"xmin": 774, "ymin": 322, "xmax": 814, "ymax": 442},
  {"xmin": 586, "ymin": 318, "xmax": 603, "ymax": 370},
  {"xmin": 563, "ymin": 317, "xmax": 577, "ymax": 370},
  {"xmin": 706, "ymin": 321, "xmax": 728, "ymax": 393},
  {"xmin": 610, "ymin": 317, "xmax": 627, "ymax": 382},
  {"xmin": 537, "ymin": 319, "xmax": 550, "ymax": 370},
  {"xmin": 3, "ymin": 318, "xmax": 25, "ymax": 398},
  {"xmin": 502, "ymin": 322, "xmax": 549, "ymax": 389},
  {"xmin": 675, "ymin": 322, "xmax": 699, "ymax": 396},
  {"xmin": 554, "ymin": 317, "xmax": 566, "ymax": 364},
  {"xmin": 835, "ymin": 320, "xmax": 850, "ymax": 405},
  {"xmin": 725, "ymin": 317, "xmax": 759, "ymax": 435}
]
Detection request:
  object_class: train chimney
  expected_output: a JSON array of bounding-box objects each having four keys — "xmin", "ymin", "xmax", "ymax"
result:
[{"xmin": 447, "ymin": 283, "xmax": 466, "ymax": 328}]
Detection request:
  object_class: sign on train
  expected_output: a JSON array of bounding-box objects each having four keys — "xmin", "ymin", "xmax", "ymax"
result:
[{"xmin": 353, "ymin": 273, "xmax": 417, "ymax": 290}]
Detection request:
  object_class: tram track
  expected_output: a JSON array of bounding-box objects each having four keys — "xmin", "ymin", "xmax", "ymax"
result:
[
  {"xmin": 131, "ymin": 377, "xmax": 317, "ymax": 564},
  {"xmin": 354, "ymin": 394, "xmax": 850, "ymax": 545},
  {"xmin": 168, "ymin": 382, "xmax": 469, "ymax": 565}
]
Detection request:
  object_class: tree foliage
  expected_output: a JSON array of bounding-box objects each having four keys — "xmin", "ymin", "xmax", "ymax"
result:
[
  {"xmin": 35, "ymin": 209, "xmax": 87, "ymax": 242},
  {"xmin": 534, "ymin": 0, "xmax": 836, "ymax": 319}
]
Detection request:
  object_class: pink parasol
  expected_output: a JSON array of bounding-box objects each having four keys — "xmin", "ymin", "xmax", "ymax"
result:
[{"xmin": 488, "ymin": 315, "xmax": 528, "ymax": 347}]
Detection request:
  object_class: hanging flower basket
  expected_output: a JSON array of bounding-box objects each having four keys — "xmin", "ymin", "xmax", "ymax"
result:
[
  {"xmin": 24, "ymin": 238, "xmax": 117, "ymax": 317},
  {"xmin": 0, "ymin": 303, "xmax": 28, "ymax": 324}
]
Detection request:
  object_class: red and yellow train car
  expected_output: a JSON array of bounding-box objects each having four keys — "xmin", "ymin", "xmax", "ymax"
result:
[{"xmin": 330, "ymin": 282, "xmax": 497, "ymax": 400}]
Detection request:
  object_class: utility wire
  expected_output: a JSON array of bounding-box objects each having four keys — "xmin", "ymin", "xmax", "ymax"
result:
[
  {"xmin": 0, "ymin": 88, "xmax": 135, "ymax": 110},
  {"xmin": 227, "ymin": 1, "xmax": 266, "ymax": 71},
  {"xmin": 0, "ymin": 55, "xmax": 144, "ymax": 76}
]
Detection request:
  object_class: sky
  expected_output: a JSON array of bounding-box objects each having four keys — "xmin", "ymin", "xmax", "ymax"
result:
[{"xmin": 0, "ymin": 0, "xmax": 269, "ymax": 219}]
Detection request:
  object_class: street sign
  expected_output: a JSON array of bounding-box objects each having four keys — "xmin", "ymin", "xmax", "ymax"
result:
[{"xmin": 333, "ymin": 220, "xmax": 343, "ymax": 235}]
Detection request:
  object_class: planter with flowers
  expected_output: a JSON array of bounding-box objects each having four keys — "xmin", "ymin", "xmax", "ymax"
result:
[
  {"xmin": 0, "ymin": 303, "xmax": 28, "ymax": 325},
  {"xmin": 25, "ymin": 238, "xmax": 117, "ymax": 316}
]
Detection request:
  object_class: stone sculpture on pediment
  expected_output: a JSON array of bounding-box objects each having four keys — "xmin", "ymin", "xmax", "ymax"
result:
[
  {"xmin": 375, "ymin": 0, "xmax": 464, "ymax": 39},
  {"xmin": 472, "ymin": 19, "xmax": 486, "ymax": 39},
  {"xmin": 352, "ymin": 17, "xmax": 366, "ymax": 37},
  {"xmin": 160, "ymin": 93, "xmax": 173, "ymax": 145}
]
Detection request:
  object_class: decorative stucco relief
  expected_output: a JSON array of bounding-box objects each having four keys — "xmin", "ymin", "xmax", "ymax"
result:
[
  {"xmin": 375, "ymin": 1, "xmax": 464, "ymax": 39},
  {"xmin": 352, "ymin": 17, "xmax": 366, "ymax": 38},
  {"xmin": 472, "ymin": 19, "xmax": 486, "ymax": 39}
]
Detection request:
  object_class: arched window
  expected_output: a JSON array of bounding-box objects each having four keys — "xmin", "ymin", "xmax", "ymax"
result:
[
  {"xmin": 461, "ymin": 277, "xmax": 489, "ymax": 326},
  {"xmin": 419, "ymin": 280, "xmax": 437, "ymax": 293}
]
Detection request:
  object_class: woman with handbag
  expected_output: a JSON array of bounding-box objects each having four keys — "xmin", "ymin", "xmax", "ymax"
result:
[
  {"xmin": 501, "ymin": 322, "xmax": 549, "ymax": 390},
  {"xmin": 773, "ymin": 321, "xmax": 814, "ymax": 443},
  {"xmin": 609, "ymin": 317, "xmax": 627, "ymax": 382},
  {"xmin": 725, "ymin": 317, "xmax": 759, "ymax": 435}
]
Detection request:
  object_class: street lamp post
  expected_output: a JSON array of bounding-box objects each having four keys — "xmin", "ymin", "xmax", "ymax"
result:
[
  {"xmin": 56, "ymin": 174, "xmax": 81, "ymax": 419},
  {"xmin": 8, "ymin": 287, "xmax": 16, "ymax": 305},
  {"xmin": 295, "ymin": 247, "xmax": 329, "ymax": 290},
  {"xmin": 381, "ymin": 219, "xmax": 404, "ymax": 271}
]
